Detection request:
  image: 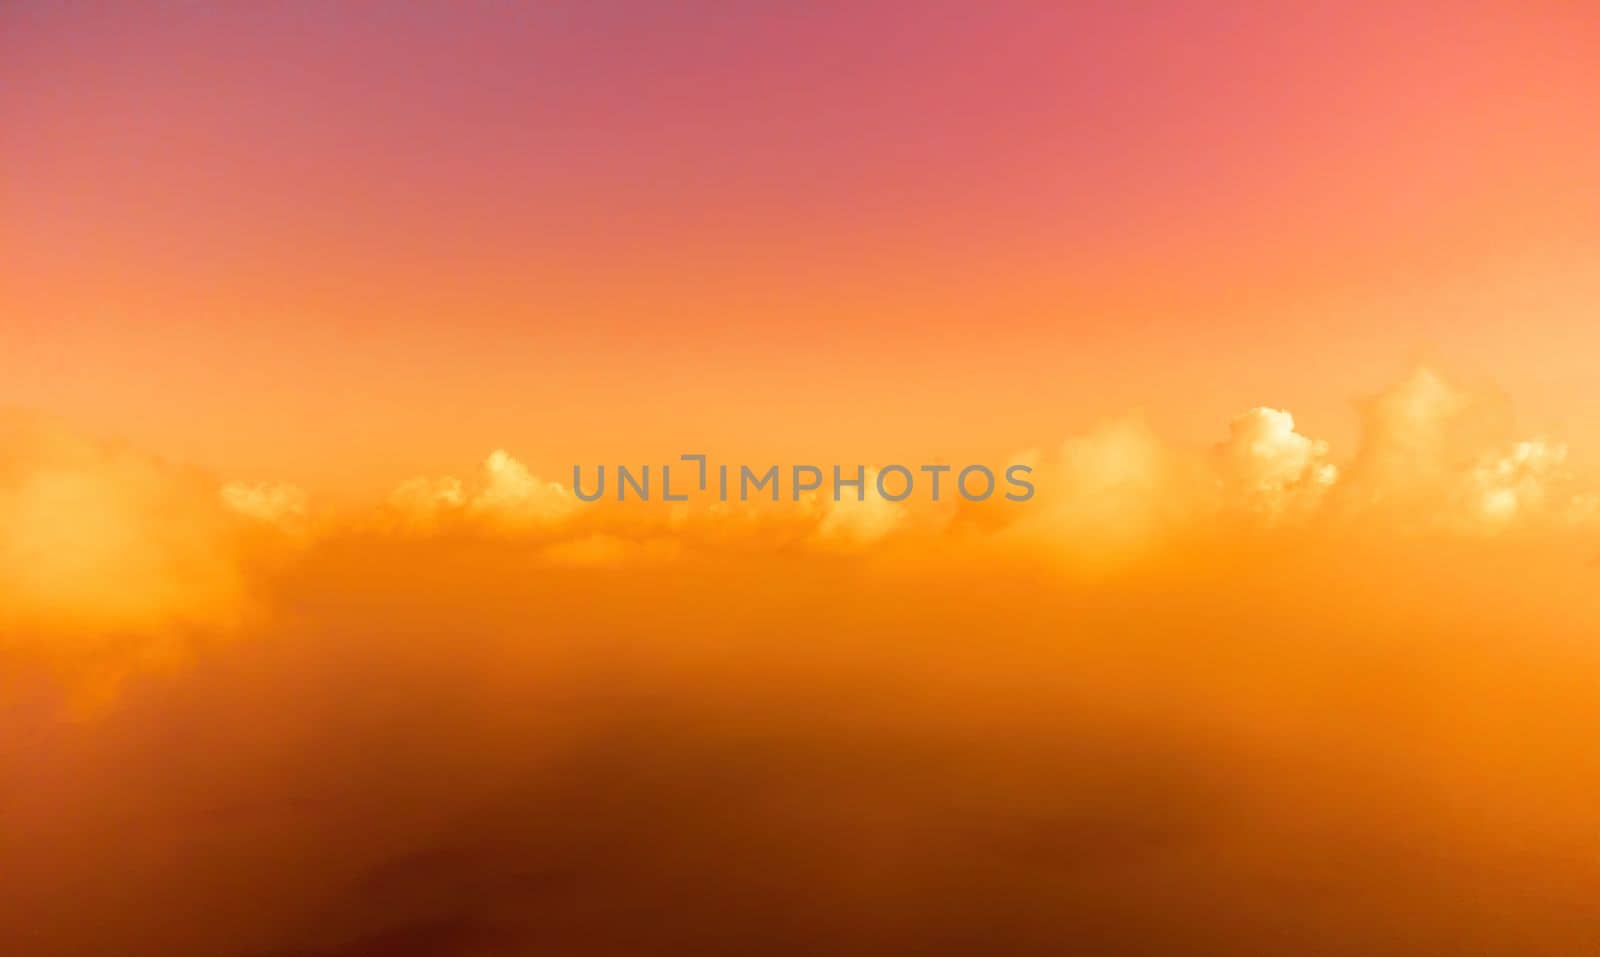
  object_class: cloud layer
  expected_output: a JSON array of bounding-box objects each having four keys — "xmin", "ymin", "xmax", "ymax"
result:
[
  {"xmin": 3, "ymin": 369, "xmax": 1599, "ymax": 956},
  {"xmin": 4, "ymin": 366, "xmax": 1595, "ymax": 678}
]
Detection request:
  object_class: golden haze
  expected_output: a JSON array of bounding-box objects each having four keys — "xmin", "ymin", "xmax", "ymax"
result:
[{"xmin": 3, "ymin": 367, "xmax": 1600, "ymax": 954}]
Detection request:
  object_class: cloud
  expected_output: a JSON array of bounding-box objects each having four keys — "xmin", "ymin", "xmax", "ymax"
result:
[
  {"xmin": 386, "ymin": 450, "xmax": 576, "ymax": 534},
  {"xmin": 1460, "ymin": 439, "xmax": 1570, "ymax": 527},
  {"xmin": 998, "ymin": 416, "xmax": 1196, "ymax": 570},
  {"xmin": 468, "ymin": 449, "xmax": 579, "ymax": 527},
  {"xmin": 5, "ymin": 367, "xmax": 1600, "ymax": 954},
  {"xmin": 222, "ymin": 481, "xmax": 310, "ymax": 532},
  {"xmin": 386, "ymin": 475, "xmax": 467, "ymax": 532},
  {"xmin": 0, "ymin": 413, "xmax": 248, "ymax": 639},
  {"xmin": 365, "ymin": 367, "xmax": 1596, "ymax": 571},
  {"xmin": 1214, "ymin": 408, "xmax": 1337, "ymax": 519},
  {"xmin": 7, "ymin": 456, "xmax": 1600, "ymax": 956},
  {"xmin": 1326, "ymin": 367, "xmax": 1594, "ymax": 533},
  {"xmin": 6, "ymin": 365, "xmax": 1597, "ymax": 711},
  {"xmin": 1337, "ymin": 367, "xmax": 1510, "ymax": 516},
  {"xmin": 813, "ymin": 468, "xmax": 910, "ymax": 548},
  {"xmin": 0, "ymin": 413, "xmax": 331, "ymax": 715}
]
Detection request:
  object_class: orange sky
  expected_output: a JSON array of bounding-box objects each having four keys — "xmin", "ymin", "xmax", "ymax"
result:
[
  {"xmin": 8, "ymin": 7, "xmax": 1600, "ymax": 954},
  {"xmin": 3, "ymin": 1, "xmax": 1598, "ymax": 495}
]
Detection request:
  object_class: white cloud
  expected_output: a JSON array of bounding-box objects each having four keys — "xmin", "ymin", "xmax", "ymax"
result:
[
  {"xmin": 388, "ymin": 450, "xmax": 576, "ymax": 533},
  {"xmin": 1214, "ymin": 407, "xmax": 1337, "ymax": 519},
  {"xmin": 467, "ymin": 449, "xmax": 577, "ymax": 527}
]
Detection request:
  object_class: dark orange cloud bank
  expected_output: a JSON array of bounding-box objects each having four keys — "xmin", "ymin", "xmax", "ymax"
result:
[{"xmin": 4, "ymin": 3, "xmax": 1600, "ymax": 955}]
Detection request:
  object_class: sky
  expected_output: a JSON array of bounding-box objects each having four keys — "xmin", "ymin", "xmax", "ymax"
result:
[
  {"xmin": 4, "ymin": 1, "xmax": 1598, "ymax": 494},
  {"xmin": 4, "ymin": 4, "xmax": 1600, "ymax": 956}
]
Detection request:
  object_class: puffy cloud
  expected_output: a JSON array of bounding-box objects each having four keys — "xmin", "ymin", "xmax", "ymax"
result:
[
  {"xmin": 367, "ymin": 368, "xmax": 1590, "ymax": 564},
  {"xmin": 10, "ymin": 364, "xmax": 1596, "ymax": 659},
  {"xmin": 1338, "ymin": 367, "xmax": 1511, "ymax": 515},
  {"xmin": 1214, "ymin": 408, "xmax": 1337, "ymax": 519},
  {"xmin": 988, "ymin": 366, "xmax": 1594, "ymax": 561},
  {"xmin": 387, "ymin": 450, "xmax": 577, "ymax": 533},
  {"xmin": 0, "ymin": 413, "xmax": 333, "ymax": 713},
  {"xmin": 0, "ymin": 416, "xmax": 241, "ymax": 635},
  {"xmin": 468, "ymin": 449, "xmax": 578, "ymax": 527},
  {"xmin": 1325, "ymin": 367, "xmax": 1593, "ymax": 533},
  {"xmin": 1465, "ymin": 444, "xmax": 1574, "ymax": 531}
]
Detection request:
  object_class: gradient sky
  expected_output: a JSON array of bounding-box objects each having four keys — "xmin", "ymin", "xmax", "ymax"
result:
[
  {"xmin": 9, "ymin": 8, "xmax": 1600, "ymax": 955},
  {"xmin": 3, "ymin": 1, "xmax": 1597, "ymax": 495}
]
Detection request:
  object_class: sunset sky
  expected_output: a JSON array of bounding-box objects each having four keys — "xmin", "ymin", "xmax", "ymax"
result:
[
  {"xmin": 4, "ymin": 5, "xmax": 1600, "ymax": 956},
  {"xmin": 5, "ymin": 2, "xmax": 1598, "ymax": 494}
]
